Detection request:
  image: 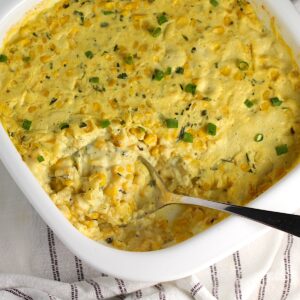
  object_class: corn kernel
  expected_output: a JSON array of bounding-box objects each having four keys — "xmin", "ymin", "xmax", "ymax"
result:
[
  {"xmin": 220, "ymin": 66, "xmax": 231, "ymax": 76},
  {"xmin": 144, "ymin": 133, "xmax": 158, "ymax": 147},
  {"xmin": 104, "ymin": 184, "xmax": 118, "ymax": 198}
]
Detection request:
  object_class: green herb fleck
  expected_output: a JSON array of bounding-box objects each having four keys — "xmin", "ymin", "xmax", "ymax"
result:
[
  {"xmin": 117, "ymin": 73, "xmax": 128, "ymax": 79},
  {"xmin": 182, "ymin": 34, "xmax": 189, "ymax": 41},
  {"xmin": 254, "ymin": 133, "xmax": 264, "ymax": 142},
  {"xmin": 37, "ymin": 155, "xmax": 45, "ymax": 163},
  {"xmin": 60, "ymin": 123, "xmax": 70, "ymax": 130},
  {"xmin": 0, "ymin": 54, "xmax": 8, "ymax": 63},
  {"xmin": 244, "ymin": 99, "xmax": 254, "ymax": 108},
  {"xmin": 270, "ymin": 97, "xmax": 282, "ymax": 106},
  {"xmin": 166, "ymin": 118, "xmax": 178, "ymax": 128},
  {"xmin": 100, "ymin": 22, "xmax": 109, "ymax": 28},
  {"xmin": 22, "ymin": 119, "xmax": 32, "ymax": 131},
  {"xmin": 152, "ymin": 69, "xmax": 165, "ymax": 81},
  {"xmin": 275, "ymin": 144, "xmax": 288, "ymax": 156},
  {"xmin": 99, "ymin": 119, "xmax": 111, "ymax": 128},
  {"xmin": 157, "ymin": 13, "xmax": 168, "ymax": 25},
  {"xmin": 74, "ymin": 10, "xmax": 84, "ymax": 25},
  {"xmin": 149, "ymin": 27, "xmax": 161, "ymax": 37},
  {"xmin": 124, "ymin": 55, "xmax": 134, "ymax": 65},
  {"xmin": 237, "ymin": 60, "xmax": 249, "ymax": 71},
  {"xmin": 207, "ymin": 123, "xmax": 217, "ymax": 136},
  {"xmin": 175, "ymin": 67, "xmax": 184, "ymax": 74},
  {"xmin": 23, "ymin": 56, "xmax": 31, "ymax": 63},
  {"xmin": 89, "ymin": 77, "xmax": 99, "ymax": 84},
  {"xmin": 79, "ymin": 122, "xmax": 87, "ymax": 128},
  {"xmin": 210, "ymin": 0, "xmax": 219, "ymax": 6},
  {"xmin": 165, "ymin": 67, "xmax": 172, "ymax": 75},
  {"xmin": 85, "ymin": 51, "xmax": 94, "ymax": 59},
  {"xmin": 203, "ymin": 97, "xmax": 212, "ymax": 101},
  {"xmin": 102, "ymin": 10, "xmax": 114, "ymax": 15},
  {"xmin": 49, "ymin": 98, "xmax": 58, "ymax": 105},
  {"xmin": 182, "ymin": 132, "xmax": 193, "ymax": 143},
  {"xmin": 184, "ymin": 83, "xmax": 197, "ymax": 95}
]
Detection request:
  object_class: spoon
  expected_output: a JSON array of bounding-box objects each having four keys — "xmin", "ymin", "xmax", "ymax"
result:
[{"xmin": 134, "ymin": 156, "xmax": 300, "ymax": 237}]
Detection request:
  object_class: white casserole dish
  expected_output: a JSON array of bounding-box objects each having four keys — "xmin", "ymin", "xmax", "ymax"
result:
[{"xmin": 0, "ymin": 0, "xmax": 299, "ymax": 282}]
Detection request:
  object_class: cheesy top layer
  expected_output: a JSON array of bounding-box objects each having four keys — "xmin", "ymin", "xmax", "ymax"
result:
[{"xmin": 1, "ymin": 0, "xmax": 300, "ymax": 251}]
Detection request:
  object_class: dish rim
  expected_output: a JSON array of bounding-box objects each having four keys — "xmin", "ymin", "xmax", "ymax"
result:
[{"xmin": 0, "ymin": 0, "xmax": 300, "ymax": 282}]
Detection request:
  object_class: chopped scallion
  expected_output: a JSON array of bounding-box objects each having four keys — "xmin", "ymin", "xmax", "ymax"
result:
[
  {"xmin": 0, "ymin": 54, "xmax": 8, "ymax": 63},
  {"xmin": 37, "ymin": 155, "xmax": 45, "ymax": 163},
  {"xmin": 89, "ymin": 77, "xmax": 99, "ymax": 84},
  {"xmin": 85, "ymin": 51, "xmax": 94, "ymax": 59},
  {"xmin": 22, "ymin": 119, "xmax": 32, "ymax": 130},
  {"xmin": 237, "ymin": 60, "xmax": 249, "ymax": 71},
  {"xmin": 275, "ymin": 144, "xmax": 288, "ymax": 156},
  {"xmin": 166, "ymin": 118, "xmax": 178, "ymax": 128},
  {"xmin": 207, "ymin": 123, "xmax": 217, "ymax": 136},
  {"xmin": 175, "ymin": 67, "xmax": 184, "ymax": 74},
  {"xmin": 99, "ymin": 119, "xmax": 111, "ymax": 128},
  {"xmin": 165, "ymin": 67, "xmax": 172, "ymax": 75},
  {"xmin": 152, "ymin": 69, "xmax": 165, "ymax": 81},
  {"xmin": 149, "ymin": 27, "xmax": 161, "ymax": 37},
  {"xmin": 124, "ymin": 55, "xmax": 134, "ymax": 65},
  {"xmin": 270, "ymin": 97, "xmax": 282, "ymax": 106},
  {"xmin": 244, "ymin": 99, "xmax": 254, "ymax": 108},
  {"xmin": 182, "ymin": 132, "xmax": 193, "ymax": 143},
  {"xmin": 184, "ymin": 83, "xmax": 197, "ymax": 95},
  {"xmin": 254, "ymin": 133, "xmax": 264, "ymax": 142},
  {"xmin": 157, "ymin": 13, "xmax": 168, "ymax": 25},
  {"xmin": 102, "ymin": 10, "xmax": 114, "ymax": 15},
  {"xmin": 210, "ymin": 0, "xmax": 219, "ymax": 6}
]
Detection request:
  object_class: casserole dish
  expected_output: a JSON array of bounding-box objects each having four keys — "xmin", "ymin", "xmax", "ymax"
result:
[{"xmin": 0, "ymin": 0, "xmax": 300, "ymax": 282}]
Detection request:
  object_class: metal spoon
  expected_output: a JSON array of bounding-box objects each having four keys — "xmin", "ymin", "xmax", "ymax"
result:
[{"xmin": 135, "ymin": 156, "xmax": 300, "ymax": 237}]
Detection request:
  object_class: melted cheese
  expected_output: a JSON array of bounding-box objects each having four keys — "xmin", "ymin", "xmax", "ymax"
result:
[{"xmin": 1, "ymin": 0, "xmax": 300, "ymax": 251}]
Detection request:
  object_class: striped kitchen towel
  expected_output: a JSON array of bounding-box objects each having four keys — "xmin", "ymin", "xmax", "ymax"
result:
[
  {"xmin": 0, "ymin": 171, "xmax": 299, "ymax": 300},
  {"xmin": 1, "ymin": 1, "xmax": 300, "ymax": 298}
]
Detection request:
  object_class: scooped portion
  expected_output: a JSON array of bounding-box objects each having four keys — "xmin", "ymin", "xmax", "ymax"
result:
[{"xmin": 1, "ymin": 0, "xmax": 300, "ymax": 250}]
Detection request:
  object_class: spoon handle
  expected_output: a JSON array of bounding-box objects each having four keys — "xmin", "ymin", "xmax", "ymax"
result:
[{"xmin": 181, "ymin": 196, "xmax": 300, "ymax": 237}]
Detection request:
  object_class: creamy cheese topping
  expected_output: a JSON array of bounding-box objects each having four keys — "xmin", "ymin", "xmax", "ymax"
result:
[{"xmin": 1, "ymin": 0, "xmax": 300, "ymax": 251}]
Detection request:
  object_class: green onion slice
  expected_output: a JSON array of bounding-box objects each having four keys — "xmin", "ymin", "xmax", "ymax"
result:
[
  {"xmin": 166, "ymin": 118, "xmax": 178, "ymax": 128},
  {"xmin": 237, "ymin": 60, "xmax": 249, "ymax": 71},
  {"xmin": 152, "ymin": 69, "xmax": 165, "ymax": 81},
  {"xmin": 210, "ymin": 0, "xmax": 219, "ymax": 7},
  {"xmin": 157, "ymin": 14, "xmax": 168, "ymax": 25},
  {"xmin": 37, "ymin": 155, "xmax": 45, "ymax": 163},
  {"xmin": 254, "ymin": 133, "xmax": 264, "ymax": 142},
  {"xmin": 149, "ymin": 27, "xmax": 162, "ymax": 37},
  {"xmin": 275, "ymin": 144, "xmax": 288, "ymax": 156},
  {"xmin": 22, "ymin": 119, "xmax": 32, "ymax": 130},
  {"xmin": 270, "ymin": 97, "xmax": 282, "ymax": 106},
  {"xmin": 85, "ymin": 51, "xmax": 94, "ymax": 59},
  {"xmin": 184, "ymin": 83, "xmax": 197, "ymax": 95},
  {"xmin": 207, "ymin": 122, "xmax": 217, "ymax": 136},
  {"xmin": 244, "ymin": 99, "xmax": 254, "ymax": 108},
  {"xmin": 182, "ymin": 132, "xmax": 193, "ymax": 143},
  {"xmin": 99, "ymin": 119, "xmax": 111, "ymax": 128},
  {"xmin": 89, "ymin": 77, "xmax": 99, "ymax": 84},
  {"xmin": 0, "ymin": 54, "xmax": 8, "ymax": 62}
]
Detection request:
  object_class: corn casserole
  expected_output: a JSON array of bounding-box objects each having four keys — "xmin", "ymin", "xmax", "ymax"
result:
[{"xmin": 0, "ymin": 0, "xmax": 300, "ymax": 251}]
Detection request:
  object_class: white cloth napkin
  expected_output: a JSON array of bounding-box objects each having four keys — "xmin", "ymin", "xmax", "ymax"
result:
[{"xmin": 1, "ymin": 1, "xmax": 300, "ymax": 299}]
